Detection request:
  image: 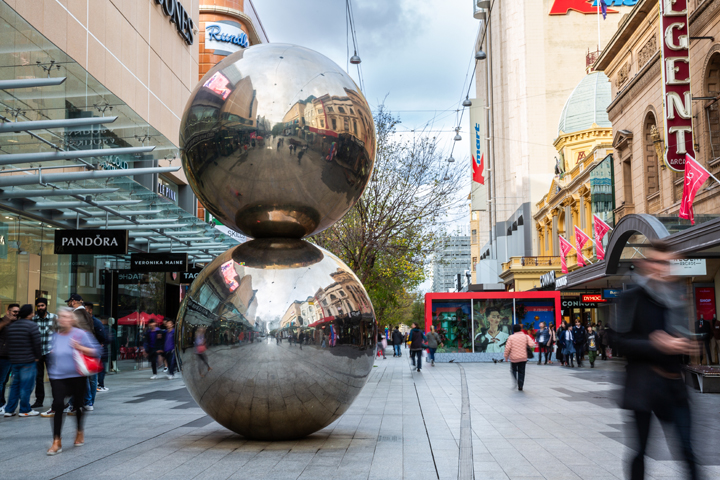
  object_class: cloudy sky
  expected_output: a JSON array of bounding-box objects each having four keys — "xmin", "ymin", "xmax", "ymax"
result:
[{"xmin": 253, "ymin": 0, "xmax": 480, "ymax": 192}]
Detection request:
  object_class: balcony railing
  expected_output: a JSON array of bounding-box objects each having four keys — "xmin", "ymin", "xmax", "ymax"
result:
[{"xmin": 502, "ymin": 256, "xmax": 561, "ymax": 271}]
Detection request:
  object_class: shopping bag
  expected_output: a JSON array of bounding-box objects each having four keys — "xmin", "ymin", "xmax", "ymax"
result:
[{"xmin": 73, "ymin": 347, "xmax": 102, "ymax": 376}]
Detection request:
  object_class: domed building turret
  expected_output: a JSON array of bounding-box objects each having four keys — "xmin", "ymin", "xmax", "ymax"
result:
[{"xmin": 532, "ymin": 71, "xmax": 615, "ymax": 278}]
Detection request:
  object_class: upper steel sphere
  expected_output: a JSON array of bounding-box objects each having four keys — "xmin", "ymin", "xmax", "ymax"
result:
[
  {"xmin": 175, "ymin": 238, "xmax": 377, "ymax": 441},
  {"xmin": 180, "ymin": 44, "xmax": 376, "ymax": 239}
]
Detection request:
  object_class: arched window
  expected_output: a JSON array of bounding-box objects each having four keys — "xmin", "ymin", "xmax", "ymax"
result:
[
  {"xmin": 643, "ymin": 111, "xmax": 660, "ymax": 212},
  {"xmin": 704, "ymin": 52, "xmax": 720, "ymax": 162}
]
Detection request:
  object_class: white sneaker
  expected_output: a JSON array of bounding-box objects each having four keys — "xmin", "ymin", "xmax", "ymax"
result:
[
  {"xmin": 4, "ymin": 411, "xmax": 16, "ymax": 417},
  {"xmin": 40, "ymin": 409, "xmax": 55, "ymax": 418},
  {"xmin": 150, "ymin": 375, "xmax": 157, "ymax": 380},
  {"xmin": 0, "ymin": 406, "xmax": 4, "ymax": 415},
  {"xmin": 19, "ymin": 410, "xmax": 39, "ymax": 417},
  {"xmin": 84, "ymin": 405, "xmax": 94, "ymax": 411},
  {"xmin": 63, "ymin": 406, "xmax": 73, "ymax": 413},
  {"xmin": 98, "ymin": 387, "xmax": 109, "ymax": 392},
  {"xmin": 163, "ymin": 367, "xmax": 169, "ymax": 373},
  {"xmin": 167, "ymin": 375, "xmax": 174, "ymax": 380}
]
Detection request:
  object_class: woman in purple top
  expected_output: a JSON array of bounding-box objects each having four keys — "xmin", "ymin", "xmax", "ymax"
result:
[{"xmin": 46, "ymin": 307, "xmax": 100, "ymax": 456}]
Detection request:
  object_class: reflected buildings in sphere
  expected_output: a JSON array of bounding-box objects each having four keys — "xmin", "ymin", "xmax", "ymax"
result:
[
  {"xmin": 179, "ymin": 43, "xmax": 376, "ymax": 239},
  {"xmin": 175, "ymin": 239, "xmax": 376, "ymax": 441}
]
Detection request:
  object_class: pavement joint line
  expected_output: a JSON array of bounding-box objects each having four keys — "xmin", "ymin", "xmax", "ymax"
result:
[
  {"xmin": 409, "ymin": 356, "xmax": 440, "ymax": 480},
  {"xmin": 457, "ymin": 363, "xmax": 474, "ymax": 480}
]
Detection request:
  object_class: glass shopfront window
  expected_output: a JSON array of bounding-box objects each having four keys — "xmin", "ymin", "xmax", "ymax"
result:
[{"xmin": 426, "ymin": 292, "xmax": 561, "ymax": 358}]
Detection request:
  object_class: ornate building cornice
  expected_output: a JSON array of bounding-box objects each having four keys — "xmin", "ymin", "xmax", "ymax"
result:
[{"xmin": 607, "ymin": 51, "xmax": 661, "ymax": 118}]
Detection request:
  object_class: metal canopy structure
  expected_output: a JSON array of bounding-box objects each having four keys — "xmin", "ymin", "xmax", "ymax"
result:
[{"xmin": 0, "ymin": 40, "xmax": 243, "ymax": 263}]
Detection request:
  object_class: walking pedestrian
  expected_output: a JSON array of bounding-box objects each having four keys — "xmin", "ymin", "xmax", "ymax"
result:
[
  {"xmin": 391, "ymin": 326, "xmax": 403, "ymax": 357},
  {"xmin": 83, "ymin": 303, "xmax": 106, "ymax": 410},
  {"xmin": 0, "ymin": 304, "xmax": 19, "ymax": 415},
  {"xmin": 562, "ymin": 323, "xmax": 576, "ymax": 367},
  {"xmin": 547, "ymin": 322, "xmax": 556, "ymax": 364},
  {"xmin": 426, "ymin": 325, "xmax": 443, "ymax": 366},
  {"xmin": 615, "ymin": 240, "xmax": 699, "ymax": 480},
  {"xmin": 376, "ymin": 331, "xmax": 386, "ymax": 359},
  {"xmin": 195, "ymin": 327, "xmax": 211, "ymax": 377},
  {"xmin": 586, "ymin": 325, "xmax": 598, "ymax": 368},
  {"xmin": 572, "ymin": 319, "xmax": 586, "ymax": 367},
  {"xmin": 31, "ymin": 298, "xmax": 56, "ymax": 410},
  {"xmin": 143, "ymin": 319, "xmax": 162, "ymax": 379},
  {"xmin": 46, "ymin": 307, "xmax": 101, "ymax": 455},
  {"xmin": 597, "ymin": 320, "xmax": 608, "ymax": 361},
  {"xmin": 3, "ymin": 304, "xmax": 42, "ymax": 417},
  {"xmin": 556, "ymin": 322, "xmax": 566, "ymax": 366},
  {"xmin": 535, "ymin": 322, "xmax": 550, "ymax": 365},
  {"xmin": 164, "ymin": 320, "xmax": 177, "ymax": 379},
  {"xmin": 96, "ymin": 316, "xmax": 112, "ymax": 392},
  {"xmin": 403, "ymin": 331, "xmax": 409, "ymax": 349},
  {"xmin": 408, "ymin": 322, "xmax": 426, "ymax": 372},
  {"xmin": 504, "ymin": 324, "xmax": 536, "ymax": 391}
]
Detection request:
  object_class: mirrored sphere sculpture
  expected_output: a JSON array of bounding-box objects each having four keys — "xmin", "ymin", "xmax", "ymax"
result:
[
  {"xmin": 178, "ymin": 43, "xmax": 378, "ymax": 440},
  {"xmin": 176, "ymin": 239, "xmax": 376, "ymax": 441},
  {"xmin": 179, "ymin": 43, "xmax": 376, "ymax": 239}
]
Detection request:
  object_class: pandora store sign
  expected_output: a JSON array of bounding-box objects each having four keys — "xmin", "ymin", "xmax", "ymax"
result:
[
  {"xmin": 660, "ymin": 0, "xmax": 694, "ymax": 171},
  {"xmin": 54, "ymin": 230, "xmax": 128, "ymax": 255}
]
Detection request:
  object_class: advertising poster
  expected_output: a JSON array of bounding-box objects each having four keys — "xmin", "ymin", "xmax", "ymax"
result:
[{"xmin": 468, "ymin": 101, "xmax": 487, "ymax": 211}]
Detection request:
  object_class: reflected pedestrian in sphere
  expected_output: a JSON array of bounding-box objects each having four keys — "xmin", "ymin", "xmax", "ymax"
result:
[
  {"xmin": 47, "ymin": 307, "xmax": 100, "ymax": 455},
  {"xmin": 616, "ymin": 240, "xmax": 700, "ymax": 480},
  {"xmin": 504, "ymin": 324, "xmax": 535, "ymax": 391},
  {"xmin": 195, "ymin": 327, "xmax": 211, "ymax": 377},
  {"xmin": 408, "ymin": 323, "xmax": 426, "ymax": 372}
]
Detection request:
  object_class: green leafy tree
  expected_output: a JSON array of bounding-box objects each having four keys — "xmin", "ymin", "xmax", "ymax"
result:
[{"xmin": 314, "ymin": 107, "xmax": 464, "ymax": 322}]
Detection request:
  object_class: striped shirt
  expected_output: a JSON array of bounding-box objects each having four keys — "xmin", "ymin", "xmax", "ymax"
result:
[{"xmin": 33, "ymin": 312, "xmax": 57, "ymax": 356}]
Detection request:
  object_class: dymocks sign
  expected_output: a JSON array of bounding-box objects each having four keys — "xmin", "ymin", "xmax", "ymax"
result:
[
  {"xmin": 660, "ymin": 0, "xmax": 694, "ymax": 171},
  {"xmin": 54, "ymin": 230, "xmax": 128, "ymax": 255}
]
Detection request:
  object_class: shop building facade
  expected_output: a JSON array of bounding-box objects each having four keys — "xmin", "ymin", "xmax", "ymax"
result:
[{"xmin": 0, "ymin": 1, "xmax": 256, "ymax": 342}]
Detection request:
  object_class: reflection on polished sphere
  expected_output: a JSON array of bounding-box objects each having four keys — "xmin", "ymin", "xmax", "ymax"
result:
[
  {"xmin": 179, "ymin": 43, "xmax": 376, "ymax": 239},
  {"xmin": 175, "ymin": 239, "xmax": 377, "ymax": 441}
]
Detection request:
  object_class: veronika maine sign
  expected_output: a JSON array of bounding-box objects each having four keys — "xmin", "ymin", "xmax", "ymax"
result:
[
  {"xmin": 660, "ymin": 0, "xmax": 694, "ymax": 171},
  {"xmin": 131, "ymin": 253, "xmax": 188, "ymax": 272},
  {"xmin": 54, "ymin": 230, "xmax": 128, "ymax": 255}
]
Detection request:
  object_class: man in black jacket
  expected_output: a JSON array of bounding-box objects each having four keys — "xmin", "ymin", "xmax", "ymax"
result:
[
  {"xmin": 391, "ymin": 326, "xmax": 403, "ymax": 357},
  {"xmin": 0, "ymin": 304, "xmax": 19, "ymax": 413},
  {"xmin": 408, "ymin": 323, "xmax": 426, "ymax": 372},
  {"xmin": 572, "ymin": 320, "xmax": 587, "ymax": 367},
  {"xmin": 3, "ymin": 304, "xmax": 42, "ymax": 417},
  {"xmin": 615, "ymin": 241, "xmax": 699, "ymax": 480}
]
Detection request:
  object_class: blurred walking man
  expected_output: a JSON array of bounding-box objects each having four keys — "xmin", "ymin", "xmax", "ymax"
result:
[{"xmin": 616, "ymin": 241, "xmax": 699, "ymax": 480}]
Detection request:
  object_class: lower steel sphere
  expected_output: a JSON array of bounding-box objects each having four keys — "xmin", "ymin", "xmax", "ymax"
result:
[{"xmin": 175, "ymin": 239, "xmax": 377, "ymax": 441}]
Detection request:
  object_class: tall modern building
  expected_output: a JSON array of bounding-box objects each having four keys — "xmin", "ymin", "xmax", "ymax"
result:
[
  {"xmin": 470, "ymin": 0, "xmax": 631, "ymax": 284},
  {"xmin": 432, "ymin": 234, "xmax": 471, "ymax": 293}
]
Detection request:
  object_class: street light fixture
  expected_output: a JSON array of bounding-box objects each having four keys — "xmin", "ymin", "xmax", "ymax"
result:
[
  {"xmin": 462, "ymin": 97, "xmax": 472, "ymax": 107},
  {"xmin": 350, "ymin": 52, "xmax": 361, "ymax": 64},
  {"xmin": 475, "ymin": 49, "xmax": 487, "ymax": 61},
  {"xmin": 448, "ymin": 156, "xmax": 455, "ymax": 163},
  {"xmin": 454, "ymin": 127, "xmax": 462, "ymax": 141}
]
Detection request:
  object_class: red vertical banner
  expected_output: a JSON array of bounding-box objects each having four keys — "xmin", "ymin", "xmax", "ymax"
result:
[
  {"xmin": 660, "ymin": 0, "xmax": 694, "ymax": 171},
  {"xmin": 593, "ymin": 215, "xmax": 612, "ymax": 260},
  {"xmin": 695, "ymin": 286, "xmax": 717, "ymax": 321},
  {"xmin": 558, "ymin": 235, "xmax": 574, "ymax": 274}
]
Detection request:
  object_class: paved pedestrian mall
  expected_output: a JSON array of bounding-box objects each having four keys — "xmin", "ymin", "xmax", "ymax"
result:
[{"xmin": 1, "ymin": 351, "xmax": 719, "ymax": 480}]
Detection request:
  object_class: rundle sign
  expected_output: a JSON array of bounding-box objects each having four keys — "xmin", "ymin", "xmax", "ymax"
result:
[{"xmin": 660, "ymin": 0, "xmax": 694, "ymax": 171}]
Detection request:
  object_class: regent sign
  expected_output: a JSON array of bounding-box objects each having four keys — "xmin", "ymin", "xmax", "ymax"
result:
[
  {"xmin": 660, "ymin": 0, "xmax": 693, "ymax": 171},
  {"xmin": 549, "ymin": 0, "xmax": 637, "ymax": 15},
  {"xmin": 152, "ymin": 0, "xmax": 194, "ymax": 45}
]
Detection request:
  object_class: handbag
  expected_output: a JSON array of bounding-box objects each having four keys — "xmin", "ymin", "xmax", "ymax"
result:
[
  {"xmin": 526, "ymin": 346, "xmax": 534, "ymax": 359},
  {"xmin": 72, "ymin": 335, "xmax": 102, "ymax": 376}
]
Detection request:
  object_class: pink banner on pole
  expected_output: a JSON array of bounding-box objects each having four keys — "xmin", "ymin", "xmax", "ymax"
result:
[
  {"xmin": 559, "ymin": 235, "xmax": 574, "ymax": 274},
  {"xmin": 593, "ymin": 215, "xmax": 612, "ymax": 260}
]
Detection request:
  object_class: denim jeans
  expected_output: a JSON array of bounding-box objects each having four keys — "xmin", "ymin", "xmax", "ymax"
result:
[
  {"xmin": 97, "ymin": 359, "xmax": 107, "ymax": 388},
  {"xmin": 0, "ymin": 357, "xmax": 12, "ymax": 407},
  {"xmin": 410, "ymin": 350, "xmax": 423, "ymax": 370},
  {"xmin": 393, "ymin": 344, "xmax": 401, "ymax": 356},
  {"xmin": 4, "ymin": 362, "xmax": 37, "ymax": 414},
  {"xmin": 166, "ymin": 350, "xmax": 176, "ymax": 376},
  {"xmin": 68, "ymin": 374, "xmax": 96, "ymax": 407},
  {"xmin": 428, "ymin": 348, "xmax": 437, "ymax": 362}
]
